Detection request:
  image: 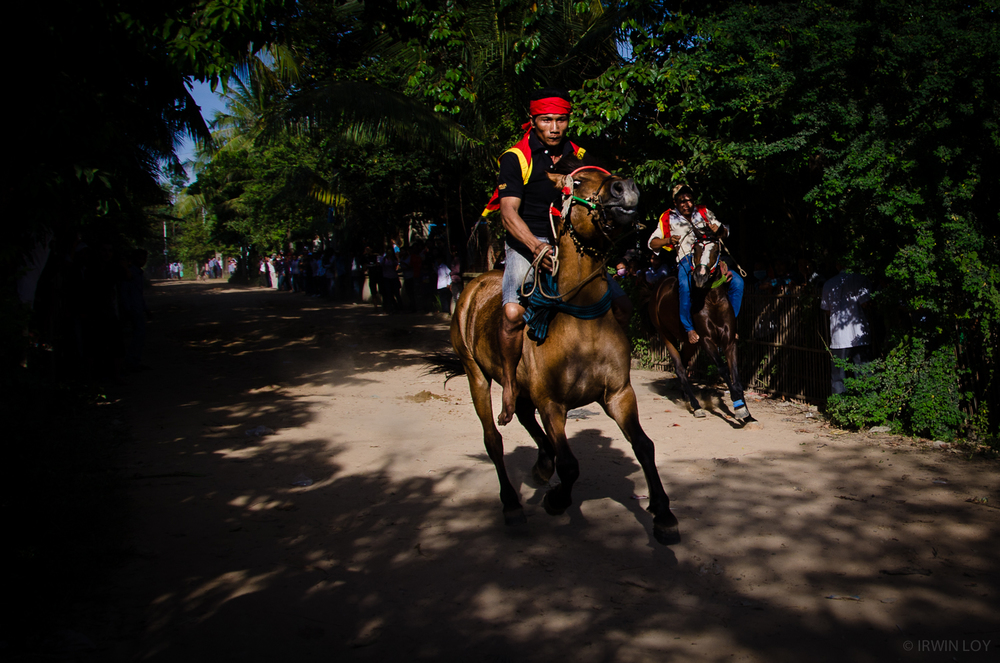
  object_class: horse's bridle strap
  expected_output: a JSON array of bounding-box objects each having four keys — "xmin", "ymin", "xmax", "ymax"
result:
[{"xmin": 567, "ymin": 166, "xmax": 610, "ymax": 178}]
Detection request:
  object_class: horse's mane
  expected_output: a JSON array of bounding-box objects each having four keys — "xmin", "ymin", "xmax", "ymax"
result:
[{"xmin": 550, "ymin": 152, "xmax": 606, "ymax": 176}]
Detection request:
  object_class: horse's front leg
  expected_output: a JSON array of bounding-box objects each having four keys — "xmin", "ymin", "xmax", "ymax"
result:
[
  {"xmin": 723, "ymin": 339, "xmax": 754, "ymax": 422},
  {"xmin": 535, "ymin": 401, "xmax": 577, "ymax": 515},
  {"xmin": 664, "ymin": 337, "xmax": 705, "ymax": 416},
  {"xmin": 702, "ymin": 336, "xmax": 752, "ymax": 421},
  {"xmin": 603, "ymin": 387, "xmax": 680, "ymax": 545}
]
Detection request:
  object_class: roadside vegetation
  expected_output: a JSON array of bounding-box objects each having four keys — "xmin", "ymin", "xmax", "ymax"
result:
[{"xmin": 9, "ymin": 1, "xmax": 997, "ymax": 461}]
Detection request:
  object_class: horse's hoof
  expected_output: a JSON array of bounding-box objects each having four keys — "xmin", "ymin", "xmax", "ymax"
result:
[
  {"xmin": 542, "ymin": 491, "xmax": 568, "ymax": 516},
  {"xmin": 742, "ymin": 417, "xmax": 763, "ymax": 430},
  {"xmin": 654, "ymin": 523, "xmax": 681, "ymax": 546},
  {"xmin": 734, "ymin": 406, "xmax": 750, "ymax": 420},
  {"xmin": 504, "ymin": 508, "xmax": 527, "ymax": 526},
  {"xmin": 693, "ymin": 408, "xmax": 707, "ymax": 418}
]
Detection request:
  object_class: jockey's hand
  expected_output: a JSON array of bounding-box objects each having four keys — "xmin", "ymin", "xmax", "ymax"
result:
[
  {"xmin": 533, "ymin": 242, "xmax": 554, "ymax": 272},
  {"xmin": 720, "ymin": 261, "xmax": 732, "ymax": 281}
]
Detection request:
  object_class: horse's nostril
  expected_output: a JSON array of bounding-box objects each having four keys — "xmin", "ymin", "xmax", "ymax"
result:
[{"xmin": 610, "ymin": 181, "xmax": 625, "ymax": 197}]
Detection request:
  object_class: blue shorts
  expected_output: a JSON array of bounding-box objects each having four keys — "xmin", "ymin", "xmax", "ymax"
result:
[{"xmin": 502, "ymin": 240, "xmax": 544, "ymax": 305}]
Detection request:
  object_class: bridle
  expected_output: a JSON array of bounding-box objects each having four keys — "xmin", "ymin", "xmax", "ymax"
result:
[
  {"xmin": 689, "ymin": 228, "xmax": 738, "ymax": 289},
  {"xmin": 520, "ymin": 166, "xmax": 636, "ymax": 302},
  {"xmin": 558, "ymin": 166, "xmax": 622, "ymax": 251},
  {"xmin": 691, "ymin": 228, "xmax": 722, "ymax": 278}
]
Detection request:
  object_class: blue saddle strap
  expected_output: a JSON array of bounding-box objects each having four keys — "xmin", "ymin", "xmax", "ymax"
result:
[{"xmin": 522, "ymin": 272, "xmax": 613, "ymax": 343}]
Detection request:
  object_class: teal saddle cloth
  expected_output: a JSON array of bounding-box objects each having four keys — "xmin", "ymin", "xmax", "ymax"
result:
[{"xmin": 521, "ymin": 272, "xmax": 612, "ymax": 343}]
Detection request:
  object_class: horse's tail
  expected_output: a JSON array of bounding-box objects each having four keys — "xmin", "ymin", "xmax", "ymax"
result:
[{"xmin": 423, "ymin": 351, "xmax": 467, "ymax": 384}]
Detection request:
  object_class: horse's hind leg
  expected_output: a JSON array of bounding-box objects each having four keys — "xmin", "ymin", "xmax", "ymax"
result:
[
  {"xmin": 603, "ymin": 387, "xmax": 680, "ymax": 545},
  {"xmin": 466, "ymin": 364, "xmax": 525, "ymax": 525},
  {"xmin": 515, "ymin": 398, "xmax": 555, "ymax": 486},
  {"xmin": 535, "ymin": 402, "xmax": 577, "ymax": 515}
]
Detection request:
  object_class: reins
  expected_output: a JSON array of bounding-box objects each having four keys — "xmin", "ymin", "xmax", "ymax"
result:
[
  {"xmin": 517, "ymin": 165, "xmax": 651, "ymax": 343},
  {"xmin": 519, "ymin": 165, "xmax": 619, "ymax": 302}
]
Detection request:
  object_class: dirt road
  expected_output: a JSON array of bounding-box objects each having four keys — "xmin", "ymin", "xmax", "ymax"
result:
[{"xmin": 106, "ymin": 280, "xmax": 997, "ymax": 662}]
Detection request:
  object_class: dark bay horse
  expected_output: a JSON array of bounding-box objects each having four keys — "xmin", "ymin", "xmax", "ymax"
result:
[
  {"xmin": 649, "ymin": 231, "xmax": 755, "ymax": 423},
  {"xmin": 451, "ymin": 158, "xmax": 679, "ymax": 545}
]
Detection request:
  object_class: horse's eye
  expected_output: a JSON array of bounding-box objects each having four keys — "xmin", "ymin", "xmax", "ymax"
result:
[{"xmin": 573, "ymin": 180, "xmax": 581, "ymax": 186}]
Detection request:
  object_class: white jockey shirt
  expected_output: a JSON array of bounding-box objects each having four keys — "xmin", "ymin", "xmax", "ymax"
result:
[{"xmin": 647, "ymin": 208, "xmax": 724, "ymax": 260}]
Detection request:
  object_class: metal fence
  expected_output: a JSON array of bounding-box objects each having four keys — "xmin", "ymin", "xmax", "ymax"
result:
[
  {"xmin": 642, "ymin": 287, "xmax": 995, "ymax": 428},
  {"xmin": 736, "ymin": 288, "xmax": 831, "ymax": 403}
]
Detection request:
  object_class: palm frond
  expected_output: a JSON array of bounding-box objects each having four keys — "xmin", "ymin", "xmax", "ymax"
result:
[{"xmin": 289, "ymin": 81, "xmax": 478, "ymax": 154}]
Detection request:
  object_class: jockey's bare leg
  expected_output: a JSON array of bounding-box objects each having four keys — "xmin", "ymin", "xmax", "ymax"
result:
[{"xmin": 498, "ymin": 301, "xmax": 525, "ymax": 426}]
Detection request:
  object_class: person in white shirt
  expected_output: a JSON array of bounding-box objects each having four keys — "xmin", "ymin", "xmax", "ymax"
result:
[
  {"xmin": 820, "ymin": 262, "xmax": 874, "ymax": 394},
  {"xmin": 435, "ymin": 253, "xmax": 452, "ymax": 313}
]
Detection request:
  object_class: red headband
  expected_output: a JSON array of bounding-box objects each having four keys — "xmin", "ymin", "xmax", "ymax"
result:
[{"xmin": 529, "ymin": 97, "xmax": 572, "ymax": 117}]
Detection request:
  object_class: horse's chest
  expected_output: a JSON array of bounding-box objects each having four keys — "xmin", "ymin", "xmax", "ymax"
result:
[{"xmin": 523, "ymin": 320, "xmax": 629, "ymax": 401}]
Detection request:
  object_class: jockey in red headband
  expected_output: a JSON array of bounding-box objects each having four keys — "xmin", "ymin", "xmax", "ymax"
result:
[
  {"xmin": 489, "ymin": 89, "xmax": 632, "ymax": 427},
  {"xmin": 492, "ymin": 88, "xmax": 578, "ymax": 425},
  {"xmin": 526, "ymin": 96, "xmax": 573, "ymax": 124}
]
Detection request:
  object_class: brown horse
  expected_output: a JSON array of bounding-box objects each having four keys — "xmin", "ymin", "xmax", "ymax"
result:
[
  {"xmin": 451, "ymin": 158, "xmax": 679, "ymax": 545},
  {"xmin": 649, "ymin": 231, "xmax": 755, "ymax": 423}
]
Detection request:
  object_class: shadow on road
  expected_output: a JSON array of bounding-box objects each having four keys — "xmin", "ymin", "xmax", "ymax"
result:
[{"xmin": 103, "ymin": 282, "xmax": 997, "ymax": 662}]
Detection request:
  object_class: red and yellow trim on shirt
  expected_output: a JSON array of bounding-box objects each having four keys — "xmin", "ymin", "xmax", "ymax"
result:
[{"xmin": 481, "ymin": 132, "xmax": 586, "ymax": 217}]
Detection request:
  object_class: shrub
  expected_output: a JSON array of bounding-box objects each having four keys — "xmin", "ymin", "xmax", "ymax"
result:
[{"xmin": 826, "ymin": 336, "xmax": 968, "ymax": 440}]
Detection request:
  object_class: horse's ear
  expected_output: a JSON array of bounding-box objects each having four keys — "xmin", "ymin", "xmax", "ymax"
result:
[{"xmin": 546, "ymin": 171, "xmax": 563, "ymax": 186}]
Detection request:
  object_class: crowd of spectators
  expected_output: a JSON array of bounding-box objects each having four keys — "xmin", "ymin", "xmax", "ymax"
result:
[
  {"xmin": 746, "ymin": 257, "xmax": 826, "ymax": 294},
  {"xmin": 254, "ymin": 238, "xmax": 465, "ymax": 315},
  {"xmin": 195, "ymin": 242, "xmax": 856, "ymax": 325},
  {"xmin": 17, "ymin": 222, "xmax": 869, "ymax": 405},
  {"xmin": 198, "ymin": 257, "xmax": 225, "ymax": 280}
]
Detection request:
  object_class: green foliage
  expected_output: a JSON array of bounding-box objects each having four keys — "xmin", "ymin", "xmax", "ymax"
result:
[
  {"xmin": 966, "ymin": 404, "xmax": 999, "ymax": 456},
  {"xmin": 13, "ymin": 0, "xmax": 291, "ymax": 281},
  {"xmin": 174, "ymin": 212, "xmax": 218, "ymax": 267},
  {"xmin": 629, "ymin": 335, "xmax": 657, "ymax": 370},
  {"xmin": 319, "ymin": 139, "xmax": 452, "ymax": 247},
  {"xmin": 575, "ymin": 0, "xmax": 999, "ymax": 439},
  {"xmin": 826, "ymin": 336, "xmax": 968, "ymax": 440},
  {"xmin": 234, "ymin": 137, "xmax": 329, "ymax": 247}
]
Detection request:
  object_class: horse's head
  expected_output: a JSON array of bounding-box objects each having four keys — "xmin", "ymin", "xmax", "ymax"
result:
[
  {"xmin": 547, "ymin": 157, "xmax": 639, "ymax": 251},
  {"xmin": 690, "ymin": 229, "xmax": 722, "ymax": 288}
]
